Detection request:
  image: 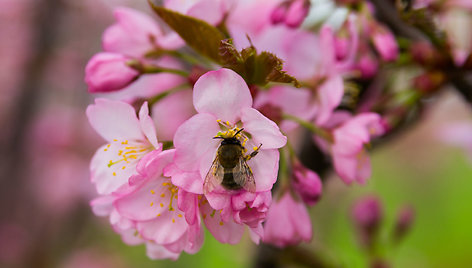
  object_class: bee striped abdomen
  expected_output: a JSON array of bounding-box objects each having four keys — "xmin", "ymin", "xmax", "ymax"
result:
[{"xmin": 222, "ymin": 171, "xmax": 242, "ymax": 190}]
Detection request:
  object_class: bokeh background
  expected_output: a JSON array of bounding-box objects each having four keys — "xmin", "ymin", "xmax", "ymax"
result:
[{"xmin": 1, "ymin": 0, "xmax": 471, "ymax": 267}]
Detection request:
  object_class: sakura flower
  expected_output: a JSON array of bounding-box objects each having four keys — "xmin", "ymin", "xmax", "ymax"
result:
[
  {"xmin": 331, "ymin": 113, "xmax": 385, "ymax": 184},
  {"xmin": 85, "ymin": 52, "xmax": 139, "ymax": 93},
  {"xmin": 114, "ymin": 149, "xmax": 204, "ymax": 257},
  {"xmin": 169, "ymin": 68, "xmax": 286, "ymax": 242},
  {"xmin": 103, "ymin": 7, "xmax": 183, "ymax": 58},
  {"xmin": 91, "ymin": 149, "xmax": 203, "ymax": 259},
  {"xmin": 87, "ymin": 99, "xmax": 161, "ymax": 194},
  {"xmin": 263, "ymin": 191, "xmax": 312, "ymax": 247}
]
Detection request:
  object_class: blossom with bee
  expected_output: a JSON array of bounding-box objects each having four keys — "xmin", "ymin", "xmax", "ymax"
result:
[
  {"xmin": 168, "ymin": 68, "xmax": 286, "ymax": 243},
  {"xmin": 86, "ymin": 99, "xmax": 161, "ymax": 194}
]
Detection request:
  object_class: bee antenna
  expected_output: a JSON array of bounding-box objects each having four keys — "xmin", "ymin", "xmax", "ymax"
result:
[
  {"xmin": 213, "ymin": 136, "xmax": 224, "ymax": 139},
  {"xmin": 233, "ymin": 128, "xmax": 244, "ymax": 137}
]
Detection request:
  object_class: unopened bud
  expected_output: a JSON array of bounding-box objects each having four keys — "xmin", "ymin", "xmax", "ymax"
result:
[
  {"xmin": 285, "ymin": 0, "xmax": 310, "ymax": 28},
  {"xmin": 85, "ymin": 52, "xmax": 139, "ymax": 93},
  {"xmin": 351, "ymin": 196, "xmax": 383, "ymax": 248},
  {"xmin": 291, "ymin": 162, "xmax": 322, "ymax": 205},
  {"xmin": 392, "ymin": 205, "xmax": 415, "ymax": 243}
]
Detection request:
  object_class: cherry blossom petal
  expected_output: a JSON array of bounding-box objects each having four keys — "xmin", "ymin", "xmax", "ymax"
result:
[
  {"xmin": 315, "ymin": 75, "xmax": 344, "ymax": 126},
  {"xmin": 247, "ymin": 148, "xmax": 279, "ymax": 192},
  {"xmin": 241, "ymin": 107, "xmax": 287, "ymax": 149},
  {"xmin": 103, "ymin": 7, "xmax": 162, "ymax": 57},
  {"xmin": 146, "ymin": 243, "xmax": 180, "ymax": 260},
  {"xmin": 137, "ymin": 212, "xmax": 188, "ymax": 244},
  {"xmin": 86, "ymin": 98, "xmax": 144, "ymax": 142},
  {"xmin": 166, "ymin": 164, "xmax": 204, "ymax": 194},
  {"xmin": 200, "ymin": 199, "xmax": 244, "ymax": 244},
  {"xmin": 193, "ymin": 69, "xmax": 252, "ymax": 124},
  {"xmin": 173, "ymin": 113, "xmax": 220, "ymax": 171},
  {"xmin": 139, "ymin": 102, "xmax": 159, "ymax": 148}
]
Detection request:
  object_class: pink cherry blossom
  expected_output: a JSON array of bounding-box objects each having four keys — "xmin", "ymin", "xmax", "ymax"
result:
[
  {"xmin": 170, "ymin": 68, "xmax": 286, "ymax": 242},
  {"xmin": 91, "ymin": 149, "xmax": 203, "ymax": 259},
  {"xmin": 263, "ymin": 191, "xmax": 312, "ymax": 247},
  {"xmin": 86, "ymin": 99, "xmax": 161, "ymax": 194},
  {"xmin": 85, "ymin": 52, "xmax": 139, "ymax": 93},
  {"xmin": 103, "ymin": 7, "xmax": 183, "ymax": 58},
  {"xmin": 331, "ymin": 113, "xmax": 385, "ymax": 184}
]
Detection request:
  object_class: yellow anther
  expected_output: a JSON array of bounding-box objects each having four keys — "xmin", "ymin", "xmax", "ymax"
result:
[
  {"xmin": 157, "ymin": 213, "xmax": 161, "ymax": 217},
  {"xmin": 151, "ymin": 190, "xmax": 155, "ymax": 194},
  {"xmin": 122, "ymin": 166, "xmax": 126, "ymax": 170},
  {"xmin": 172, "ymin": 218, "xmax": 175, "ymax": 223},
  {"xmin": 178, "ymin": 214, "xmax": 183, "ymax": 218},
  {"xmin": 160, "ymin": 193, "xmax": 165, "ymax": 198},
  {"xmin": 160, "ymin": 203, "xmax": 164, "ymax": 207},
  {"xmin": 219, "ymin": 221, "xmax": 224, "ymax": 226},
  {"xmin": 217, "ymin": 119, "xmax": 221, "ymax": 122},
  {"xmin": 162, "ymin": 182, "xmax": 169, "ymax": 186},
  {"xmin": 253, "ymin": 146, "xmax": 258, "ymax": 151},
  {"xmin": 150, "ymin": 202, "xmax": 154, "ymax": 207},
  {"xmin": 104, "ymin": 148, "xmax": 108, "ymax": 152},
  {"xmin": 107, "ymin": 144, "xmax": 111, "ymax": 148},
  {"xmin": 112, "ymin": 172, "xmax": 116, "ymax": 176},
  {"xmin": 113, "ymin": 139, "xmax": 118, "ymax": 142},
  {"xmin": 202, "ymin": 214, "xmax": 207, "ymax": 219},
  {"xmin": 210, "ymin": 210, "xmax": 216, "ymax": 218},
  {"xmin": 118, "ymin": 150, "xmax": 123, "ymax": 156},
  {"xmin": 226, "ymin": 121, "xmax": 230, "ymax": 125},
  {"xmin": 121, "ymin": 140, "xmax": 128, "ymax": 145}
]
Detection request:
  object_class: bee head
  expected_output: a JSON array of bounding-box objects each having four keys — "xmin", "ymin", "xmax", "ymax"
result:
[{"xmin": 213, "ymin": 128, "xmax": 244, "ymax": 140}]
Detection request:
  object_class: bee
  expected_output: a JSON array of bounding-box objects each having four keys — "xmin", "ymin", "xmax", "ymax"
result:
[{"xmin": 203, "ymin": 128, "xmax": 261, "ymax": 194}]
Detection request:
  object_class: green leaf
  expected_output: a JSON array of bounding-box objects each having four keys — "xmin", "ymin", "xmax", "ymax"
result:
[
  {"xmin": 219, "ymin": 39, "xmax": 301, "ymax": 88},
  {"xmin": 148, "ymin": 1, "xmax": 225, "ymax": 63}
]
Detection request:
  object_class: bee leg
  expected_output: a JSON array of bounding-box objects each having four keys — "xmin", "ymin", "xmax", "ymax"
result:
[{"xmin": 245, "ymin": 143, "xmax": 262, "ymax": 161}]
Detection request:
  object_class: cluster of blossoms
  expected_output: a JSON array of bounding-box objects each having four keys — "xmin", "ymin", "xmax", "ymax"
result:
[{"xmin": 83, "ymin": 0, "xmax": 472, "ymax": 260}]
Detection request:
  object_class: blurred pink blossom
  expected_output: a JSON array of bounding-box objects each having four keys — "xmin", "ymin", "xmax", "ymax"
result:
[
  {"xmin": 263, "ymin": 191, "xmax": 312, "ymax": 247},
  {"xmin": 291, "ymin": 162, "xmax": 323, "ymax": 205},
  {"xmin": 332, "ymin": 113, "xmax": 385, "ymax": 184}
]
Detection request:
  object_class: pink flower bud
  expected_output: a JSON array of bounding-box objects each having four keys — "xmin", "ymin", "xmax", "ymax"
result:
[
  {"xmin": 393, "ymin": 205, "xmax": 415, "ymax": 242},
  {"xmin": 352, "ymin": 196, "xmax": 383, "ymax": 230},
  {"xmin": 371, "ymin": 26, "xmax": 398, "ymax": 61},
  {"xmin": 351, "ymin": 196, "xmax": 383, "ymax": 248},
  {"xmin": 85, "ymin": 52, "xmax": 139, "ymax": 93},
  {"xmin": 285, "ymin": 0, "xmax": 310, "ymax": 28},
  {"xmin": 357, "ymin": 55, "xmax": 378, "ymax": 79},
  {"xmin": 291, "ymin": 162, "xmax": 322, "ymax": 205},
  {"xmin": 270, "ymin": 2, "xmax": 288, "ymax": 24}
]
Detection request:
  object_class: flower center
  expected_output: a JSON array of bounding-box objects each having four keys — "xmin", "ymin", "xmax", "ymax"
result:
[
  {"xmin": 149, "ymin": 180, "xmax": 183, "ymax": 223},
  {"xmin": 104, "ymin": 139, "xmax": 153, "ymax": 176}
]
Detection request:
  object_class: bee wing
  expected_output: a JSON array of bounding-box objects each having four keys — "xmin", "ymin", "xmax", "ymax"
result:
[
  {"xmin": 203, "ymin": 157, "xmax": 224, "ymax": 194},
  {"xmin": 233, "ymin": 158, "xmax": 256, "ymax": 193}
]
